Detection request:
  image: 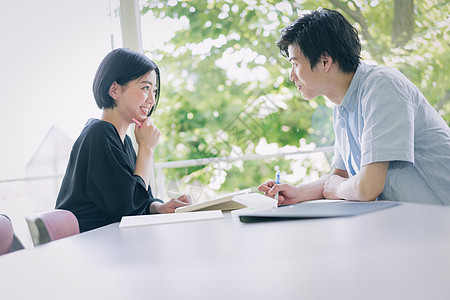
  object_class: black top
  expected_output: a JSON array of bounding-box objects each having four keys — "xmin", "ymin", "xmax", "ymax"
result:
[{"xmin": 56, "ymin": 119, "xmax": 162, "ymax": 232}]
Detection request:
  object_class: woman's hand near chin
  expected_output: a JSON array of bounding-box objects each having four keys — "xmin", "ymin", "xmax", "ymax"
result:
[
  {"xmin": 133, "ymin": 118, "xmax": 160, "ymax": 188},
  {"xmin": 134, "ymin": 118, "xmax": 160, "ymax": 153}
]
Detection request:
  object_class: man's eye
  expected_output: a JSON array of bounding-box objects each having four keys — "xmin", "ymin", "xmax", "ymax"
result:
[{"xmin": 143, "ymin": 86, "xmax": 150, "ymax": 91}]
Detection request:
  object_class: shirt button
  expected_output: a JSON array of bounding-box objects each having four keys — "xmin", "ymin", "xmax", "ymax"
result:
[{"xmin": 339, "ymin": 118, "xmax": 346, "ymax": 128}]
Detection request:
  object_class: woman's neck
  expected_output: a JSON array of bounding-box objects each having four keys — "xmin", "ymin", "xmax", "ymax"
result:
[{"xmin": 100, "ymin": 109, "xmax": 130, "ymax": 142}]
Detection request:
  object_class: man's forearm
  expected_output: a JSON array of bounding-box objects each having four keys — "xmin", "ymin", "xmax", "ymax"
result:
[
  {"xmin": 296, "ymin": 174, "xmax": 332, "ymax": 202},
  {"xmin": 334, "ymin": 162, "xmax": 389, "ymax": 201},
  {"xmin": 335, "ymin": 176, "xmax": 363, "ymax": 200}
]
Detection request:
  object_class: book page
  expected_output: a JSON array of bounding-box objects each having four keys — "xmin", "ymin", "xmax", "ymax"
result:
[{"xmin": 175, "ymin": 188, "xmax": 252, "ymax": 213}]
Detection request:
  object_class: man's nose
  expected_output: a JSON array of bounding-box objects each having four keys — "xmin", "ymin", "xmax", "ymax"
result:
[{"xmin": 289, "ymin": 67, "xmax": 297, "ymax": 82}]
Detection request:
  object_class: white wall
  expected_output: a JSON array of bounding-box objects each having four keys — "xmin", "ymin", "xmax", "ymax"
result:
[{"xmin": 0, "ymin": 0, "xmax": 115, "ymax": 181}]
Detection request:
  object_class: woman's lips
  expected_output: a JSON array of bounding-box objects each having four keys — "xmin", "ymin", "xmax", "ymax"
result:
[{"xmin": 140, "ymin": 106, "xmax": 150, "ymax": 115}]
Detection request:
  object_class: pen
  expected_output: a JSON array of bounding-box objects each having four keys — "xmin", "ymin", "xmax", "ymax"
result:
[
  {"xmin": 274, "ymin": 166, "xmax": 280, "ymax": 201},
  {"xmin": 132, "ymin": 118, "xmax": 142, "ymax": 128}
]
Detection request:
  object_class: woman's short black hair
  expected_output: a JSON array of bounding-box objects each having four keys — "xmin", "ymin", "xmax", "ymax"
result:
[
  {"xmin": 276, "ymin": 8, "xmax": 361, "ymax": 73},
  {"xmin": 93, "ymin": 48, "xmax": 160, "ymax": 116}
]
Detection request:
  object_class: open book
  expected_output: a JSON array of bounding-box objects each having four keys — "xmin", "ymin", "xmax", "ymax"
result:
[{"xmin": 175, "ymin": 190, "xmax": 277, "ymax": 213}]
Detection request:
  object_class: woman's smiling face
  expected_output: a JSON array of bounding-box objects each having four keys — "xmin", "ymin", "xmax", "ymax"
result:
[{"xmin": 115, "ymin": 70, "xmax": 158, "ymax": 123}]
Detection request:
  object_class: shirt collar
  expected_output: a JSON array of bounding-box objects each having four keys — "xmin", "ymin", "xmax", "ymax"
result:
[{"xmin": 339, "ymin": 62, "xmax": 367, "ymax": 113}]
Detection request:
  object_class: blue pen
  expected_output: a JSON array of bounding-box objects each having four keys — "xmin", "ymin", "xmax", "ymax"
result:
[{"xmin": 274, "ymin": 166, "xmax": 280, "ymax": 201}]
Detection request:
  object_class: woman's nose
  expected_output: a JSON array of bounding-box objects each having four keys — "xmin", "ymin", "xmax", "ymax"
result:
[{"xmin": 147, "ymin": 92, "xmax": 155, "ymax": 105}]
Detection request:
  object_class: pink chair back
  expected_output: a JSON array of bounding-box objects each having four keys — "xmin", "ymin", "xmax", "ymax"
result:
[
  {"xmin": 26, "ymin": 209, "xmax": 79, "ymax": 246},
  {"xmin": 0, "ymin": 214, "xmax": 14, "ymax": 255}
]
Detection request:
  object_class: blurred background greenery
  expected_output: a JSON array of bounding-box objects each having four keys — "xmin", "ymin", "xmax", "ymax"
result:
[{"xmin": 140, "ymin": 0, "xmax": 449, "ymax": 199}]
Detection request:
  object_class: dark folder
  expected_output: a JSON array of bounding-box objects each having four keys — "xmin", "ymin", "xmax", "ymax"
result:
[{"xmin": 239, "ymin": 200, "xmax": 399, "ymax": 223}]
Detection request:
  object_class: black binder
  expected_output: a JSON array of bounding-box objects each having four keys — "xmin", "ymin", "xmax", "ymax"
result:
[{"xmin": 239, "ymin": 200, "xmax": 399, "ymax": 223}]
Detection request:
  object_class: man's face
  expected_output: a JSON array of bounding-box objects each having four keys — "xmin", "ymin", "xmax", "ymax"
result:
[{"xmin": 287, "ymin": 44, "xmax": 327, "ymax": 100}]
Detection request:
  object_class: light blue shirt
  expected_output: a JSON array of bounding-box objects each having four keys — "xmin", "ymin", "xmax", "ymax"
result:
[{"xmin": 331, "ymin": 62, "xmax": 450, "ymax": 205}]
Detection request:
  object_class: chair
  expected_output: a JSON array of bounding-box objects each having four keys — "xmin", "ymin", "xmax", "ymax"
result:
[
  {"xmin": 0, "ymin": 214, "xmax": 24, "ymax": 255},
  {"xmin": 26, "ymin": 209, "xmax": 79, "ymax": 246},
  {"xmin": 0, "ymin": 214, "xmax": 14, "ymax": 255}
]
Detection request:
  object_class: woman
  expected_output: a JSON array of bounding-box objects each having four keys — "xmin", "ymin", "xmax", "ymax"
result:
[{"xmin": 56, "ymin": 48, "xmax": 190, "ymax": 232}]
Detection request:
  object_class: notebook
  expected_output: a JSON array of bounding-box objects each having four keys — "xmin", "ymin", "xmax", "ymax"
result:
[
  {"xmin": 175, "ymin": 188, "xmax": 253, "ymax": 213},
  {"xmin": 119, "ymin": 210, "xmax": 224, "ymax": 228},
  {"xmin": 239, "ymin": 200, "xmax": 399, "ymax": 223}
]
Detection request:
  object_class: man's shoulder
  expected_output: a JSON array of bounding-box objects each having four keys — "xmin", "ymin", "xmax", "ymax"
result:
[{"xmin": 358, "ymin": 63, "xmax": 409, "ymax": 88}]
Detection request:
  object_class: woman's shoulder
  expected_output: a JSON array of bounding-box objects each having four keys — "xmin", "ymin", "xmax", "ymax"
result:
[
  {"xmin": 78, "ymin": 119, "xmax": 121, "ymax": 147},
  {"xmin": 84, "ymin": 118, "xmax": 113, "ymax": 132}
]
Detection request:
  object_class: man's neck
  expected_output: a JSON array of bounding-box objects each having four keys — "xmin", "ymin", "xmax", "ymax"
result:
[{"xmin": 324, "ymin": 70, "xmax": 355, "ymax": 105}]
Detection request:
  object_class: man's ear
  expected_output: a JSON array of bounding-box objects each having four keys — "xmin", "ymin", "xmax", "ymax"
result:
[
  {"xmin": 108, "ymin": 81, "xmax": 119, "ymax": 100},
  {"xmin": 321, "ymin": 53, "xmax": 333, "ymax": 72}
]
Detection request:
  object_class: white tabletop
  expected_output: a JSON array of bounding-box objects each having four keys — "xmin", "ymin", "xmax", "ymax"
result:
[{"xmin": 1, "ymin": 201, "xmax": 450, "ymax": 300}]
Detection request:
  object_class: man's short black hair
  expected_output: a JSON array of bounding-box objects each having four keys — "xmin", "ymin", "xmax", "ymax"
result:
[
  {"xmin": 93, "ymin": 48, "xmax": 160, "ymax": 116},
  {"xmin": 276, "ymin": 8, "xmax": 361, "ymax": 73}
]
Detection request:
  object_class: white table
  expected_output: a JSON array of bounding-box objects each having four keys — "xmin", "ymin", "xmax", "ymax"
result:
[{"xmin": 1, "ymin": 201, "xmax": 450, "ymax": 300}]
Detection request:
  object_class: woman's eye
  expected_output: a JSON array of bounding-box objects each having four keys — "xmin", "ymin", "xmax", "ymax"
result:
[
  {"xmin": 153, "ymin": 89, "xmax": 158, "ymax": 95},
  {"xmin": 143, "ymin": 86, "xmax": 150, "ymax": 91}
]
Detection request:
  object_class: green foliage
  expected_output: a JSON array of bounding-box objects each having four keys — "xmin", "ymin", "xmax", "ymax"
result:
[{"xmin": 142, "ymin": 0, "xmax": 449, "ymax": 196}]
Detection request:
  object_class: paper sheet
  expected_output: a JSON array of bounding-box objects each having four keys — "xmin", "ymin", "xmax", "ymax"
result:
[{"xmin": 119, "ymin": 210, "xmax": 224, "ymax": 228}]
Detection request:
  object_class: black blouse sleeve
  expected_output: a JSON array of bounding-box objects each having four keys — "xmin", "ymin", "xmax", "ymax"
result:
[{"xmin": 85, "ymin": 127, "xmax": 162, "ymax": 223}]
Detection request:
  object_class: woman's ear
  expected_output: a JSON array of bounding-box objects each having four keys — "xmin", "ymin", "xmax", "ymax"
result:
[{"xmin": 108, "ymin": 81, "xmax": 119, "ymax": 100}]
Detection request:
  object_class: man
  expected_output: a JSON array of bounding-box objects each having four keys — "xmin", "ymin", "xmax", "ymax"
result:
[{"xmin": 258, "ymin": 8, "xmax": 450, "ymax": 205}]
